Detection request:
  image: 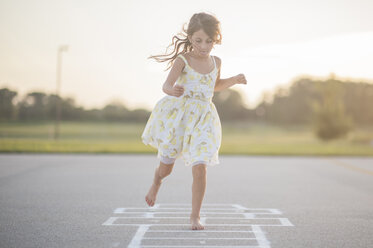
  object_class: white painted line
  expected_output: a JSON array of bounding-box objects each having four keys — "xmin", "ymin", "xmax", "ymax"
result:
[
  {"xmin": 102, "ymin": 217, "xmax": 118, "ymax": 226},
  {"xmin": 232, "ymin": 205, "xmax": 282, "ymax": 215},
  {"xmin": 268, "ymin": 209, "xmax": 282, "ymax": 214},
  {"xmin": 232, "ymin": 204, "xmax": 248, "ymax": 210},
  {"xmin": 127, "ymin": 224, "xmax": 150, "ymax": 248},
  {"xmin": 144, "ymin": 212, "xmax": 154, "ymax": 218},
  {"xmin": 149, "ymin": 219, "xmax": 160, "ymax": 223},
  {"xmin": 232, "ymin": 205, "xmax": 281, "ymax": 213},
  {"xmin": 278, "ymin": 217, "xmax": 294, "ymax": 226},
  {"xmin": 252, "ymin": 225, "xmax": 271, "ymax": 248},
  {"xmin": 111, "ymin": 242, "xmax": 120, "ymax": 247},
  {"xmin": 200, "ymin": 217, "xmax": 206, "ymax": 225},
  {"xmin": 114, "ymin": 208, "xmax": 126, "ymax": 214},
  {"xmin": 243, "ymin": 213, "xmax": 256, "ymax": 218}
]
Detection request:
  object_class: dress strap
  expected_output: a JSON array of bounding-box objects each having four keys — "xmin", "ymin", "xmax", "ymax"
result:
[
  {"xmin": 211, "ymin": 55, "xmax": 216, "ymax": 70},
  {"xmin": 177, "ymin": 54, "xmax": 189, "ymax": 66}
]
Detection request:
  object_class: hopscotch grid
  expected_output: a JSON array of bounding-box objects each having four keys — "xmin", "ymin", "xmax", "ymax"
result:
[
  {"xmin": 142, "ymin": 238, "xmax": 260, "ymax": 240},
  {"xmin": 116, "ymin": 207, "xmax": 276, "ymax": 211},
  {"xmin": 141, "ymin": 245, "xmax": 262, "ymax": 248},
  {"xmin": 113, "ymin": 211, "xmax": 279, "ymax": 215},
  {"xmin": 105, "ymin": 223, "xmax": 289, "ymax": 226},
  {"xmin": 158, "ymin": 203, "xmax": 236, "ymax": 205},
  {"xmin": 103, "ymin": 204, "xmax": 293, "ymax": 248},
  {"xmin": 146, "ymin": 230, "xmax": 262, "ymax": 233},
  {"xmin": 112, "ymin": 216, "xmax": 288, "ymax": 220}
]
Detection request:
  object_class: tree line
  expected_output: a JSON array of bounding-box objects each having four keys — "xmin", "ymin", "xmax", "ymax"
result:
[
  {"xmin": 0, "ymin": 90, "xmax": 149, "ymax": 122},
  {"xmin": 1, "ymin": 75, "xmax": 373, "ymax": 128},
  {"xmin": 254, "ymin": 76, "xmax": 373, "ymax": 126}
]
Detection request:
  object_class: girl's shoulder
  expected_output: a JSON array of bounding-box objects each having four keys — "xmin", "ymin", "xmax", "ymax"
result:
[
  {"xmin": 213, "ymin": 55, "xmax": 221, "ymax": 69},
  {"xmin": 177, "ymin": 53, "xmax": 188, "ymax": 64},
  {"xmin": 175, "ymin": 53, "xmax": 187, "ymax": 71}
]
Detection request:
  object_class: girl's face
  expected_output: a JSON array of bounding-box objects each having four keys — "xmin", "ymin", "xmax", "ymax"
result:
[{"xmin": 189, "ymin": 29, "xmax": 214, "ymax": 58}]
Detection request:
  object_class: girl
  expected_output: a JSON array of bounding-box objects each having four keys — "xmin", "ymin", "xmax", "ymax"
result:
[{"xmin": 142, "ymin": 12, "xmax": 247, "ymax": 230}]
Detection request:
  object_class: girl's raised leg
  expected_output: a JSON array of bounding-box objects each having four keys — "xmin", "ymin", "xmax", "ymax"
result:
[
  {"xmin": 145, "ymin": 161, "xmax": 174, "ymax": 207},
  {"xmin": 190, "ymin": 163, "xmax": 207, "ymax": 230}
]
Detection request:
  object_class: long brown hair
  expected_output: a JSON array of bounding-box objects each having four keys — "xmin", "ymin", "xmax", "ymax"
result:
[{"xmin": 148, "ymin": 12, "xmax": 222, "ymax": 71}]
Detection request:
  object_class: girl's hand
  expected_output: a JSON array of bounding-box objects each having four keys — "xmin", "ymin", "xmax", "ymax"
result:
[
  {"xmin": 171, "ymin": 84, "xmax": 185, "ymax": 97},
  {"xmin": 234, "ymin": 74, "xmax": 247, "ymax": 85}
]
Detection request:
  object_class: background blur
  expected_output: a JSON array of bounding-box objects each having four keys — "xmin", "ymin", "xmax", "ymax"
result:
[{"xmin": 1, "ymin": 0, "xmax": 373, "ymax": 155}]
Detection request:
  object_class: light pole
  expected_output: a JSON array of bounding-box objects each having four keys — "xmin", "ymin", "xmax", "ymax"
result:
[{"xmin": 54, "ymin": 45, "xmax": 69, "ymax": 140}]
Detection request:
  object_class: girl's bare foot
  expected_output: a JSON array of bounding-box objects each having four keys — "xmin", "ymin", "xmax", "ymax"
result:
[
  {"xmin": 190, "ymin": 215, "xmax": 204, "ymax": 230},
  {"xmin": 145, "ymin": 182, "xmax": 161, "ymax": 207}
]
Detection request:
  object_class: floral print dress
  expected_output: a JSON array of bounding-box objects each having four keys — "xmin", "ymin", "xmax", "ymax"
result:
[{"xmin": 141, "ymin": 53, "xmax": 222, "ymax": 167}]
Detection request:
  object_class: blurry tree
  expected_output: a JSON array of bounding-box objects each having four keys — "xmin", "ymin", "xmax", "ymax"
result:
[
  {"xmin": 2, "ymin": 76, "xmax": 373, "ymax": 125},
  {"xmin": 60, "ymin": 97, "xmax": 81, "ymax": 120},
  {"xmin": 127, "ymin": 108, "xmax": 152, "ymax": 122},
  {"xmin": 213, "ymin": 89, "xmax": 252, "ymax": 121},
  {"xmin": 261, "ymin": 78, "xmax": 319, "ymax": 124},
  {"xmin": 102, "ymin": 101, "xmax": 130, "ymax": 121},
  {"xmin": 343, "ymin": 82, "xmax": 373, "ymax": 125},
  {"xmin": 18, "ymin": 92, "xmax": 48, "ymax": 121},
  {"xmin": 255, "ymin": 76, "xmax": 373, "ymax": 126},
  {"xmin": 45, "ymin": 94, "xmax": 82, "ymax": 120},
  {"xmin": 0, "ymin": 88, "xmax": 17, "ymax": 121},
  {"xmin": 312, "ymin": 80, "xmax": 353, "ymax": 141}
]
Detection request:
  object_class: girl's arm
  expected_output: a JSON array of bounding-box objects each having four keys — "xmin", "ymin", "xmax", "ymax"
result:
[
  {"xmin": 214, "ymin": 57, "xmax": 247, "ymax": 92},
  {"xmin": 162, "ymin": 57, "xmax": 185, "ymax": 96},
  {"xmin": 214, "ymin": 77, "xmax": 237, "ymax": 92}
]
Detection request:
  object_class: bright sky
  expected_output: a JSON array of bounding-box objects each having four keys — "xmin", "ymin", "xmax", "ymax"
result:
[{"xmin": 1, "ymin": 0, "xmax": 373, "ymax": 110}]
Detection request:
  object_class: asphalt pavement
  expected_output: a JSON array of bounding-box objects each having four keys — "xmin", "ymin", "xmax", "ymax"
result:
[{"xmin": 0, "ymin": 154, "xmax": 372, "ymax": 248}]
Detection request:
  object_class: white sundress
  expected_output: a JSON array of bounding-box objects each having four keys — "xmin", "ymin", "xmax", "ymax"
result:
[{"xmin": 141, "ymin": 53, "xmax": 222, "ymax": 167}]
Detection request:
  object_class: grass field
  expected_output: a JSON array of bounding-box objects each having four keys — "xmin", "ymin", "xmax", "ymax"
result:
[{"xmin": 0, "ymin": 121, "xmax": 373, "ymax": 156}]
